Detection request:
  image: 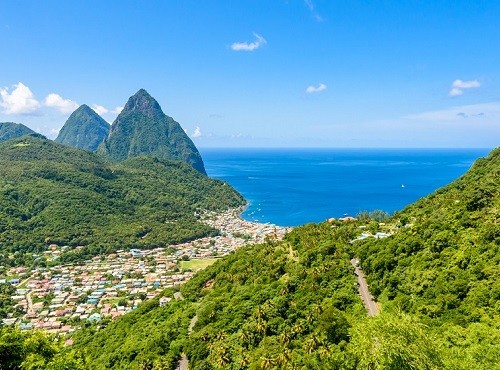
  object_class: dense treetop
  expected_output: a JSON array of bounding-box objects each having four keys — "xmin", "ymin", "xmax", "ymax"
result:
[
  {"xmin": 98, "ymin": 89, "xmax": 207, "ymax": 174},
  {"xmin": 55, "ymin": 104, "xmax": 110, "ymax": 151}
]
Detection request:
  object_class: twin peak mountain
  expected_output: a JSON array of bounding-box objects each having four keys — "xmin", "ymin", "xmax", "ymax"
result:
[{"xmin": 55, "ymin": 89, "xmax": 206, "ymax": 174}]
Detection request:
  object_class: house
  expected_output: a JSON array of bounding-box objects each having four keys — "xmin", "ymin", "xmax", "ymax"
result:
[{"xmin": 159, "ymin": 296, "xmax": 171, "ymax": 307}]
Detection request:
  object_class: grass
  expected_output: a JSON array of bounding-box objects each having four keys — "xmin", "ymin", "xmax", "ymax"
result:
[{"xmin": 180, "ymin": 258, "xmax": 218, "ymax": 271}]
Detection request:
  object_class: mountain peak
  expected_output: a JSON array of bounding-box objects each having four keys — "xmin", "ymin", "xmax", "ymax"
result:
[
  {"xmin": 55, "ymin": 104, "xmax": 110, "ymax": 151},
  {"xmin": 122, "ymin": 89, "xmax": 163, "ymax": 119},
  {"xmin": 98, "ymin": 90, "xmax": 207, "ymax": 174}
]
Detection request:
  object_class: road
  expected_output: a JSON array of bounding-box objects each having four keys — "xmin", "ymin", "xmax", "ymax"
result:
[
  {"xmin": 26, "ymin": 291, "xmax": 33, "ymax": 313},
  {"xmin": 175, "ymin": 314, "xmax": 198, "ymax": 370},
  {"xmin": 351, "ymin": 258, "xmax": 379, "ymax": 316}
]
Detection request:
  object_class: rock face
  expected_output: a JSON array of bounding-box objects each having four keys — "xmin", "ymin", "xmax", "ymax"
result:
[
  {"xmin": 0, "ymin": 122, "xmax": 36, "ymax": 142},
  {"xmin": 55, "ymin": 105, "xmax": 110, "ymax": 151},
  {"xmin": 98, "ymin": 89, "xmax": 206, "ymax": 174}
]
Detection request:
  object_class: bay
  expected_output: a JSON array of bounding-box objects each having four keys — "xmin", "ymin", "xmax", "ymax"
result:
[{"xmin": 200, "ymin": 148, "xmax": 492, "ymax": 227}]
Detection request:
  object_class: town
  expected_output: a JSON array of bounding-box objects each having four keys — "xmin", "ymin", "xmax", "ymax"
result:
[{"xmin": 0, "ymin": 209, "xmax": 291, "ymax": 336}]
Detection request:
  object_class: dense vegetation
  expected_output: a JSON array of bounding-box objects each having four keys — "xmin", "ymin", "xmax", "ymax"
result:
[
  {"xmin": 71, "ymin": 222, "xmax": 365, "ymax": 369},
  {"xmin": 0, "ymin": 122, "xmax": 36, "ymax": 143},
  {"xmin": 2, "ymin": 142, "xmax": 498, "ymax": 369},
  {"xmin": 0, "ymin": 136, "xmax": 244, "ymax": 257},
  {"xmin": 0, "ymin": 326, "xmax": 88, "ymax": 370},
  {"xmin": 353, "ymin": 148, "xmax": 500, "ymax": 325},
  {"xmin": 55, "ymin": 104, "xmax": 110, "ymax": 151},
  {"xmin": 98, "ymin": 89, "xmax": 207, "ymax": 174},
  {"xmin": 63, "ymin": 147, "xmax": 499, "ymax": 369}
]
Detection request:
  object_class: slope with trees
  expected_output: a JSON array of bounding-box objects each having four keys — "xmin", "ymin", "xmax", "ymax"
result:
[{"xmin": 0, "ymin": 135, "xmax": 244, "ymax": 257}]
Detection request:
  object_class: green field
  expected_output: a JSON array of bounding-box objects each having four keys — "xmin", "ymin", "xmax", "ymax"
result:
[{"xmin": 180, "ymin": 258, "xmax": 218, "ymax": 271}]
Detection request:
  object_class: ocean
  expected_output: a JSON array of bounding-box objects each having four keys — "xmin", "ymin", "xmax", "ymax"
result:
[{"xmin": 200, "ymin": 148, "xmax": 491, "ymax": 227}]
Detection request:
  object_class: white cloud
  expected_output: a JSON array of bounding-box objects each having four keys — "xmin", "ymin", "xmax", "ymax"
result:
[
  {"xmin": 90, "ymin": 105, "xmax": 123, "ymax": 116},
  {"xmin": 44, "ymin": 93, "xmax": 79, "ymax": 114},
  {"xmin": 0, "ymin": 82, "xmax": 40, "ymax": 114},
  {"xmin": 91, "ymin": 104, "xmax": 108, "ymax": 116},
  {"xmin": 304, "ymin": 0, "xmax": 323, "ymax": 22},
  {"xmin": 306, "ymin": 83, "xmax": 327, "ymax": 93},
  {"xmin": 403, "ymin": 102, "xmax": 500, "ymax": 122},
  {"xmin": 448, "ymin": 79, "xmax": 480, "ymax": 97},
  {"xmin": 192, "ymin": 126, "xmax": 202, "ymax": 138},
  {"xmin": 231, "ymin": 33, "xmax": 266, "ymax": 51},
  {"xmin": 111, "ymin": 106, "xmax": 123, "ymax": 114}
]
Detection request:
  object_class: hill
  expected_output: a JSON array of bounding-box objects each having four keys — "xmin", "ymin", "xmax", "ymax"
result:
[
  {"xmin": 64, "ymin": 147, "xmax": 500, "ymax": 370},
  {"xmin": 55, "ymin": 104, "xmax": 110, "ymax": 151},
  {"xmin": 98, "ymin": 89, "xmax": 206, "ymax": 174},
  {"xmin": 0, "ymin": 135, "xmax": 244, "ymax": 257},
  {"xmin": 0, "ymin": 122, "xmax": 36, "ymax": 142},
  {"xmin": 354, "ymin": 147, "xmax": 500, "ymax": 326}
]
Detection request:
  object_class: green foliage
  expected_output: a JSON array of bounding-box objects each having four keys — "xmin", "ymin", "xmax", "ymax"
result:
[
  {"xmin": 70, "ymin": 147, "xmax": 500, "ymax": 369},
  {"xmin": 0, "ymin": 327, "xmax": 87, "ymax": 370},
  {"xmin": 97, "ymin": 89, "xmax": 207, "ymax": 174},
  {"xmin": 354, "ymin": 148, "xmax": 500, "ymax": 326},
  {"xmin": 348, "ymin": 312, "xmax": 444, "ymax": 370},
  {"xmin": 55, "ymin": 104, "xmax": 110, "ymax": 151},
  {"xmin": 73, "ymin": 222, "xmax": 364, "ymax": 369},
  {"xmin": 0, "ymin": 136, "xmax": 244, "ymax": 257}
]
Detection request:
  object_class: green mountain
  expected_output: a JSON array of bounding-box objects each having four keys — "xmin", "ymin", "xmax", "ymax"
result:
[
  {"xmin": 55, "ymin": 104, "xmax": 110, "ymax": 151},
  {"xmin": 0, "ymin": 135, "xmax": 244, "ymax": 256},
  {"xmin": 98, "ymin": 89, "xmax": 206, "ymax": 174},
  {"xmin": 63, "ymin": 147, "xmax": 499, "ymax": 370},
  {"xmin": 0, "ymin": 122, "xmax": 36, "ymax": 142}
]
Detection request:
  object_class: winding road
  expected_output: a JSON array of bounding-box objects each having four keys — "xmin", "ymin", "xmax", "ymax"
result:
[{"xmin": 350, "ymin": 258, "xmax": 379, "ymax": 316}]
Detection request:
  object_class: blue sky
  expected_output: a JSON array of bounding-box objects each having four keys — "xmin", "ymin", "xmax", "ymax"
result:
[{"xmin": 1, "ymin": 0, "xmax": 499, "ymax": 147}]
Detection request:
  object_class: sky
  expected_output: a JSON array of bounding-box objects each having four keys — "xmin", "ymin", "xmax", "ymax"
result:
[{"xmin": 1, "ymin": 0, "xmax": 499, "ymax": 148}]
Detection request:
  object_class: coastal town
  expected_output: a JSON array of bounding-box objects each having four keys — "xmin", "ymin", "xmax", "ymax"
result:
[{"xmin": 0, "ymin": 209, "xmax": 291, "ymax": 335}]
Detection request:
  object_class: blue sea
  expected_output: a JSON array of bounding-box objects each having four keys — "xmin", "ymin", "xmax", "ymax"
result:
[{"xmin": 200, "ymin": 148, "xmax": 492, "ymax": 227}]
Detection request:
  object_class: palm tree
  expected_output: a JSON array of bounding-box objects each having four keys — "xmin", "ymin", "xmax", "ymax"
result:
[
  {"xmin": 260, "ymin": 354, "xmax": 274, "ymax": 369},
  {"xmin": 256, "ymin": 319, "xmax": 266, "ymax": 335},
  {"xmin": 276, "ymin": 348, "xmax": 291, "ymax": 367}
]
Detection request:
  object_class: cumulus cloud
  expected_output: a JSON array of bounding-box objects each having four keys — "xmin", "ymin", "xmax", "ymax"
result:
[
  {"xmin": 91, "ymin": 104, "xmax": 123, "ymax": 116},
  {"xmin": 0, "ymin": 82, "xmax": 40, "ymax": 114},
  {"xmin": 192, "ymin": 126, "xmax": 202, "ymax": 138},
  {"xmin": 306, "ymin": 83, "xmax": 327, "ymax": 93},
  {"xmin": 44, "ymin": 93, "xmax": 79, "ymax": 114},
  {"xmin": 111, "ymin": 106, "xmax": 123, "ymax": 114},
  {"xmin": 231, "ymin": 33, "xmax": 266, "ymax": 51},
  {"xmin": 449, "ymin": 79, "xmax": 480, "ymax": 97},
  {"xmin": 91, "ymin": 104, "xmax": 108, "ymax": 116},
  {"xmin": 304, "ymin": 0, "xmax": 323, "ymax": 22}
]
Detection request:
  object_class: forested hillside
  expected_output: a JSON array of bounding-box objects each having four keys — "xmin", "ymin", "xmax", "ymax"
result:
[
  {"xmin": 1, "ymin": 147, "xmax": 499, "ymax": 370},
  {"xmin": 68, "ymin": 147, "xmax": 499, "ymax": 370},
  {"xmin": 0, "ymin": 135, "xmax": 244, "ymax": 256},
  {"xmin": 354, "ymin": 147, "xmax": 500, "ymax": 325}
]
